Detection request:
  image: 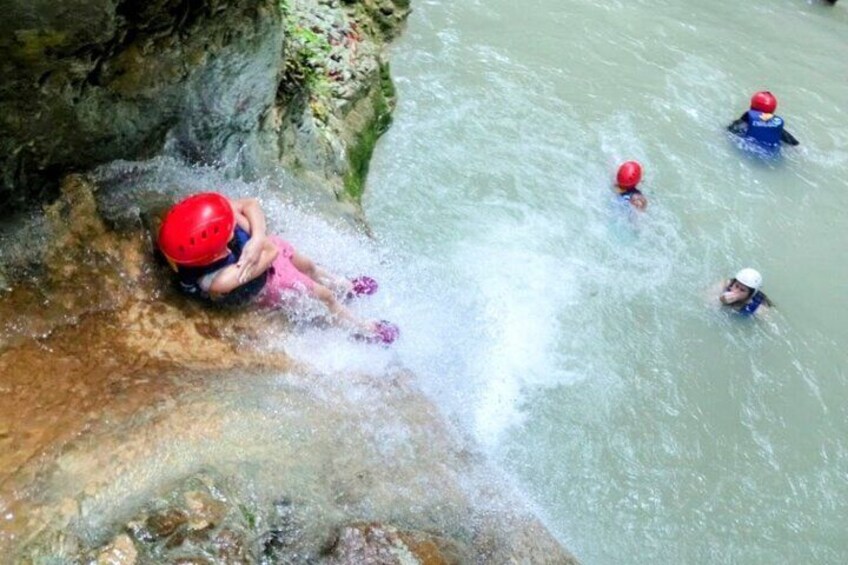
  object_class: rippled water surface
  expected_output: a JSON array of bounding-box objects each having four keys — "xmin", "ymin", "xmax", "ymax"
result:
[{"xmin": 365, "ymin": 0, "xmax": 848, "ymax": 562}]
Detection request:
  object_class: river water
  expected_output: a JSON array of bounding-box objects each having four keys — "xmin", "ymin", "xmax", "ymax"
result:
[{"xmin": 365, "ymin": 0, "xmax": 848, "ymax": 563}]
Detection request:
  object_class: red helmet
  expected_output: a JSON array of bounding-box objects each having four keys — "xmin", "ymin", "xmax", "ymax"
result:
[
  {"xmin": 750, "ymin": 91, "xmax": 777, "ymax": 113},
  {"xmin": 158, "ymin": 192, "xmax": 235, "ymax": 266},
  {"xmin": 616, "ymin": 161, "xmax": 642, "ymax": 189}
]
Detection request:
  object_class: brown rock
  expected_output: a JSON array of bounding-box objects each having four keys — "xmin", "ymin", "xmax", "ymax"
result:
[
  {"xmin": 145, "ymin": 508, "xmax": 189, "ymax": 539},
  {"xmin": 398, "ymin": 531, "xmax": 464, "ymax": 565},
  {"xmin": 325, "ymin": 522, "xmax": 469, "ymax": 565},
  {"xmin": 96, "ymin": 534, "xmax": 138, "ymax": 565},
  {"xmin": 213, "ymin": 528, "xmax": 250, "ymax": 564},
  {"xmin": 184, "ymin": 490, "xmax": 228, "ymax": 531}
]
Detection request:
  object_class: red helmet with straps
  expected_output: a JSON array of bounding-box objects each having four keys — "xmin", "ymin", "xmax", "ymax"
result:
[
  {"xmin": 616, "ymin": 161, "xmax": 642, "ymax": 189},
  {"xmin": 158, "ymin": 192, "xmax": 235, "ymax": 266},
  {"xmin": 750, "ymin": 91, "xmax": 777, "ymax": 113}
]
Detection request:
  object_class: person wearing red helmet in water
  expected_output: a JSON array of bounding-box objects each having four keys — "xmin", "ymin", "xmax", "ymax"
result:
[
  {"xmin": 727, "ymin": 91, "xmax": 799, "ymax": 152},
  {"xmin": 158, "ymin": 192, "xmax": 398, "ymax": 344},
  {"xmin": 614, "ymin": 160, "xmax": 647, "ymax": 211}
]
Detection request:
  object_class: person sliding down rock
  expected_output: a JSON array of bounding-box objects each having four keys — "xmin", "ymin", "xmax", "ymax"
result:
[
  {"xmin": 157, "ymin": 192, "xmax": 398, "ymax": 345},
  {"xmin": 727, "ymin": 91, "xmax": 799, "ymax": 154}
]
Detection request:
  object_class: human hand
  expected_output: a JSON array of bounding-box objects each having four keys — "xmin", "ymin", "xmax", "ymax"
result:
[
  {"xmin": 631, "ymin": 194, "xmax": 647, "ymax": 211},
  {"xmin": 720, "ymin": 289, "xmax": 746, "ymax": 304},
  {"xmin": 237, "ymin": 236, "xmax": 265, "ymax": 283}
]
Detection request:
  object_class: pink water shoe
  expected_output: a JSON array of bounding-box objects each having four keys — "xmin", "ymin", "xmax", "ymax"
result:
[
  {"xmin": 354, "ymin": 320, "xmax": 399, "ymax": 346},
  {"xmin": 347, "ymin": 276, "xmax": 379, "ymax": 298}
]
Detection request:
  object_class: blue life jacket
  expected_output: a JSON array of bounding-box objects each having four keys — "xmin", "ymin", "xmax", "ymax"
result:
[
  {"xmin": 618, "ymin": 188, "xmax": 643, "ymax": 203},
  {"xmin": 176, "ymin": 225, "xmax": 267, "ymax": 306},
  {"xmin": 746, "ymin": 110, "xmax": 784, "ymax": 147},
  {"xmin": 738, "ymin": 291, "xmax": 764, "ymax": 317}
]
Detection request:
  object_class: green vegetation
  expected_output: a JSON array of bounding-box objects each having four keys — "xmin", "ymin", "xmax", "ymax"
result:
[
  {"xmin": 279, "ymin": 0, "xmax": 332, "ymax": 100},
  {"xmin": 277, "ymin": 1, "xmax": 400, "ymax": 203},
  {"xmin": 12, "ymin": 29, "xmax": 69, "ymax": 64},
  {"xmin": 239, "ymin": 503, "xmax": 257, "ymax": 529},
  {"xmin": 343, "ymin": 62, "xmax": 395, "ymax": 201}
]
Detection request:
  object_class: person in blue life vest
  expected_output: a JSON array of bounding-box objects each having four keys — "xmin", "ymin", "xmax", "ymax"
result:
[
  {"xmin": 719, "ymin": 268, "xmax": 773, "ymax": 317},
  {"xmin": 614, "ymin": 160, "xmax": 647, "ymax": 211},
  {"xmin": 727, "ymin": 91, "xmax": 799, "ymax": 151}
]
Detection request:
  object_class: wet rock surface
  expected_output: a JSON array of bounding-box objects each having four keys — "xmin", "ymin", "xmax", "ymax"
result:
[
  {"xmin": 0, "ymin": 0, "xmax": 410, "ymax": 215},
  {"xmin": 20, "ymin": 467, "xmax": 574, "ymax": 563},
  {"xmin": 0, "ymin": 175, "xmax": 293, "ymax": 481},
  {"xmin": 324, "ymin": 522, "xmax": 466, "ymax": 564},
  {"xmin": 3, "ymin": 362, "xmax": 578, "ymax": 563},
  {"xmin": 0, "ymin": 177, "xmax": 576, "ymax": 563},
  {"xmin": 1, "ymin": 0, "xmax": 284, "ymax": 210}
]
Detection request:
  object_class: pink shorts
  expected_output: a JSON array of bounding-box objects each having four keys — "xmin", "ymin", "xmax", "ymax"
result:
[{"xmin": 258, "ymin": 236, "xmax": 316, "ymax": 306}]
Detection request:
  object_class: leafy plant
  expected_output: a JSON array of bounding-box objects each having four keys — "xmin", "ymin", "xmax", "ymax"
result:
[{"xmin": 279, "ymin": 1, "xmax": 332, "ymax": 100}]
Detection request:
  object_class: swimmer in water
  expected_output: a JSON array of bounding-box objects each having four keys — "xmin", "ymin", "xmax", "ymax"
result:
[
  {"xmin": 718, "ymin": 268, "xmax": 773, "ymax": 317},
  {"xmin": 614, "ymin": 160, "xmax": 647, "ymax": 211},
  {"xmin": 727, "ymin": 91, "xmax": 799, "ymax": 151},
  {"xmin": 157, "ymin": 192, "xmax": 398, "ymax": 344}
]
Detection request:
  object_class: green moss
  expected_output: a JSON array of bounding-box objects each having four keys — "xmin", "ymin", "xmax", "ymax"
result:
[
  {"xmin": 379, "ymin": 60, "xmax": 396, "ymax": 101},
  {"xmin": 12, "ymin": 29, "xmax": 69, "ymax": 64},
  {"xmin": 342, "ymin": 62, "xmax": 395, "ymax": 202},
  {"xmin": 279, "ymin": 0, "xmax": 332, "ymax": 99},
  {"xmin": 239, "ymin": 504, "xmax": 257, "ymax": 529}
]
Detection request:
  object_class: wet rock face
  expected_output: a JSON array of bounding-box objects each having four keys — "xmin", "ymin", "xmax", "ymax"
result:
[
  {"xmin": 69, "ymin": 474, "xmax": 470, "ymax": 564},
  {"xmin": 342, "ymin": 0, "xmax": 412, "ymax": 41},
  {"xmin": 0, "ymin": 0, "xmax": 411, "ymax": 217},
  {"xmin": 0, "ymin": 0, "xmax": 284, "ymax": 211},
  {"xmin": 276, "ymin": 0, "xmax": 410, "ymax": 206},
  {"xmin": 325, "ymin": 523, "xmax": 466, "ymax": 565}
]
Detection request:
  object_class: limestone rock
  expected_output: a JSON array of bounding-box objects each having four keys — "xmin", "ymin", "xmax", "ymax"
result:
[
  {"xmin": 324, "ymin": 522, "xmax": 468, "ymax": 565},
  {"xmin": 96, "ymin": 534, "xmax": 138, "ymax": 565},
  {"xmin": 144, "ymin": 508, "xmax": 189, "ymax": 540},
  {"xmin": 184, "ymin": 489, "xmax": 229, "ymax": 531},
  {"xmin": 0, "ymin": 0, "xmax": 284, "ymax": 210}
]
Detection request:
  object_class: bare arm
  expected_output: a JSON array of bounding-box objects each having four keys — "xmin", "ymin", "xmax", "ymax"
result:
[
  {"xmin": 230, "ymin": 197, "xmax": 268, "ymax": 239},
  {"xmin": 207, "ymin": 238, "xmax": 279, "ymax": 296},
  {"xmin": 229, "ymin": 197, "xmax": 270, "ymax": 283}
]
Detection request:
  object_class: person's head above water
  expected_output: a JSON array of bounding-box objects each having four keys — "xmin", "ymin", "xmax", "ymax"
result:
[
  {"xmin": 750, "ymin": 91, "xmax": 777, "ymax": 114},
  {"xmin": 734, "ymin": 268, "xmax": 763, "ymax": 293},
  {"xmin": 720, "ymin": 267, "xmax": 772, "ymax": 316},
  {"xmin": 158, "ymin": 192, "xmax": 235, "ymax": 267},
  {"xmin": 723, "ymin": 267, "xmax": 762, "ymax": 303},
  {"xmin": 616, "ymin": 160, "xmax": 642, "ymax": 190}
]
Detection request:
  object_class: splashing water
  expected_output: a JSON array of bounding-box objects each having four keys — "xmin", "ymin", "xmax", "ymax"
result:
[{"xmin": 364, "ymin": 0, "xmax": 848, "ymax": 563}]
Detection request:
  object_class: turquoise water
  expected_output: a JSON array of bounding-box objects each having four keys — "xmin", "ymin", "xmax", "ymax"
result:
[{"xmin": 365, "ymin": 0, "xmax": 848, "ymax": 562}]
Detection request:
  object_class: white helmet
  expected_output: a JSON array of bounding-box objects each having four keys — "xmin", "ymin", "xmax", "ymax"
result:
[{"xmin": 734, "ymin": 268, "xmax": 762, "ymax": 292}]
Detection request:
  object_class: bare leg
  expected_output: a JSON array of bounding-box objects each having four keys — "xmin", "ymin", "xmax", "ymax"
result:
[
  {"xmin": 310, "ymin": 283, "xmax": 375, "ymax": 335},
  {"xmin": 290, "ymin": 252, "xmax": 352, "ymax": 296}
]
